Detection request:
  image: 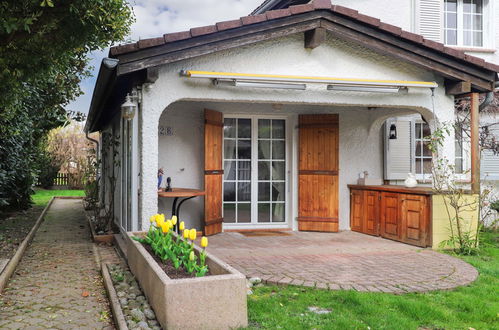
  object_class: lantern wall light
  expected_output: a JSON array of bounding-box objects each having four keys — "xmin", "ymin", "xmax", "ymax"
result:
[
  {"xmin": 121, "ymin": 92, "xmax": 138, "ymax": 120},
  {"xmin": 389, "ymin": 124, "xmax": 397, "ymax": 140}
]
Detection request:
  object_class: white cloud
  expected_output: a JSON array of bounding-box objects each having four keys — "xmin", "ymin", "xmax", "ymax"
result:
[{"xmin": 67, "ymin": 0, "xmax": 263, "ymax": 114}]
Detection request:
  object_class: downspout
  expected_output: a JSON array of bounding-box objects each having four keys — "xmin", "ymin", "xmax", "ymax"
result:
[{"xmin": 479, "ymin": 81, "xmax": 499, "ymax": 111}]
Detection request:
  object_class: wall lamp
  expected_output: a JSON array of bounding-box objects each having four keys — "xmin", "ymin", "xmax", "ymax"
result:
[
  {"xmin": 121, "ymin": 91, "xmax": 139, "ymax": 120},
  {"xmin": 389, "ymin": 123, "xmax": 397, "ymax": 139},
  {"xmin": 180, "ymin": 70, "xmax": 438, "ymax": 92}
]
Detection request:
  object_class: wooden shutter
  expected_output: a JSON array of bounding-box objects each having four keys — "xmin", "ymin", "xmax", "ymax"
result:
[
  {"xmin": 416, "ymin": 0, "xmax": 443, "ymax": 42},
  {"xmin": 298, "ymin": 114, "xmax": 339, "ymax": 232},
  {"xmin": 384, "ymin": 119, "xmax": 412, "ymax": 180},
  {"xmin": 204, "ymin": 109, "xmax": 223, "ymax": 236}
]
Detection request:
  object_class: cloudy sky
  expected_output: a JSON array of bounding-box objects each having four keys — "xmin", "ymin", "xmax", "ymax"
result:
[{"xmin": 68, "ymin": 0, "xmax": 263, "ymax": 114}]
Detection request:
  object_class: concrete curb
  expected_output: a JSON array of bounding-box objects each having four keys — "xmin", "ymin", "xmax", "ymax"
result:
[
  {"xmin": 0, "ymin": 197, "xmax": 56, "ymax": 294},
  {"xmin": 101, "ymin": 263, "xmax": 128, "ymax": 330}
]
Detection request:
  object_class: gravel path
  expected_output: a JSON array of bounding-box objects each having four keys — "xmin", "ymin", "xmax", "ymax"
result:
[{"xmin": 0, "ymin": 199, "xmax": 114, "ymax": 329}]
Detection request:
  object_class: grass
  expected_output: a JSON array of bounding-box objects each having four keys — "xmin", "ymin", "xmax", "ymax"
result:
[
  {"xmin": 247, "ymin": 230, "xmax": 499, "ymax": 330},
  {"xmin": 32, "ymin": 188, "xmax": 85, "ymax": 206}
]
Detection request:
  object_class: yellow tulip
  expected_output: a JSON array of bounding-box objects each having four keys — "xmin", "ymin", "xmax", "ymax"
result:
[
  {"xmin": 156, "ymin": 218, "xmax": 164, "ymax": 228},
  {"xmin": 171, "ymin": 215, "xmax": 178, "ymax": 225},
  {"xmin": 189, "ymin": 228, "xmax": 197, "ymax": 241},
  {"xmin": 179, "ymin": 221, "xmax": 185, "ymax": 231},
  {"xmin": 161, "ymin": 222, "xmax": 169, "ymax": 233},
  {"xmin": 201, "ymin": 236, "xmax": 208, "ymax": 248},
  {"xmin": 189, "ymin": 250, "xmax": 195, "ymax": 261},
  {"xmin": 149, "ymin": 215, "xmax": 155, "ymax": 223},
  {"xmin": 183, "ymin": 229, "xmax": 189, "ymax": 239},
  {"xmin": 166, "ymin": 220, "xmax": 173, "ymax": 229}
]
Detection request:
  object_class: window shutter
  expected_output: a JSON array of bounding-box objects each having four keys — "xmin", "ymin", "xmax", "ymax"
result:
[
  {"xmin": 481, "ymin": 126, "xmax": 499, "ymax": 179},
  {"xmin": 416, "ymin": 0, "xmax": 443, "ymax": 42},
  {"xmin": 481, "ymin": 150, "xmax": 499, "ymax": 179},
  {"xmin": 384, "ymin": 119, "xmax": 413, "ymax": 180}
]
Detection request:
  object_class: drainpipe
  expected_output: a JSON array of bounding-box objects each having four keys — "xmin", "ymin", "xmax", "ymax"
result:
[{"xmin": 479, "ymin": 81, "xmax": 499, "ymax": 111}]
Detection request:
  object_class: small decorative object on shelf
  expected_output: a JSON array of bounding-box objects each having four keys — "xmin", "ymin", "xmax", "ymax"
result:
[
  {"xmin": 165, "ymin": 177, "xmax": 172, "ymax": 192},
  {"xmin": 158, "ymin": 168, "xmax": 164, "ymax": 189},
  {"xmin": 404, "ymin": 173, "xmax": 418, "ymax": 188}
]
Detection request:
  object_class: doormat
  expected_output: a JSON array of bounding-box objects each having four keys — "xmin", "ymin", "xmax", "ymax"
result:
[{"xmin": 240, "ymin": 231, "xmax": 292, "ymax": 237}]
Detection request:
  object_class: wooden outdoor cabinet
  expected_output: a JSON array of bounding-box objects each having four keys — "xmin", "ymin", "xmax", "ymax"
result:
[{"xmin": 349, "ymin": 185, "xmax": 432, "ymax": 247}]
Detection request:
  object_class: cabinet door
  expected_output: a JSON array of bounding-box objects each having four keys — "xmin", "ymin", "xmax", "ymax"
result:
[
  {"xmin": 350, "ymin": 189, "xmax": 363, "ymax": 232},
  {"xmin": 380, "ymin": 192, "xmax": 400, "ymax": 240},
  {"xmin": 401, "ymin": 194, "xmax": 429, "ymax": 247},
  {"xmin": 364, "ymin": 190, "xmax": 379, "ymax": 236}
]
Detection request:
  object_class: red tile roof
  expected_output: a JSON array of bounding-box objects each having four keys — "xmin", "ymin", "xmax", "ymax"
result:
[{"xmin": 109, "ymin": 0, "xmax": 499, "ymax": 73}]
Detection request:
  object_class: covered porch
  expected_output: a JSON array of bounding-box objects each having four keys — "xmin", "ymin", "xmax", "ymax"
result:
[{"xmin": 156, "ymin": 100, "xmax": 437, "ymax": 235}]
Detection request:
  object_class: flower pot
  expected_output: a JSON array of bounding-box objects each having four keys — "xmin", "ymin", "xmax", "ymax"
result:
[{"xmin": 125, "ymin": 232, "xmax": 248, "ymax": 330}]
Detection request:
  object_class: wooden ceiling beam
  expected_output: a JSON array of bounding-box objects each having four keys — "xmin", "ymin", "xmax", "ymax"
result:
[
  {"xmin": 304, "ymin": 27, "xmax": 326, "ymax": 49},
  {"xmin": 445, "ymin": 80, "xmax": 472, "ymax": 95}
]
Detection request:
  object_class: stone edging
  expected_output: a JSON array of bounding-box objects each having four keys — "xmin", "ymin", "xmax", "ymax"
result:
[
  {"xmin": 0, "ymin": 197, "xmax": 56, "ymax": 293},
  {"xmin": 101, "ymin": 263, "xmax": 128, "ymax": 330}
]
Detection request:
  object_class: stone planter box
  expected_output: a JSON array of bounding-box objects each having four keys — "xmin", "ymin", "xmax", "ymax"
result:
[{"xmin": 126, "ymin": 232, "xmax": 248, "ymax": 330}]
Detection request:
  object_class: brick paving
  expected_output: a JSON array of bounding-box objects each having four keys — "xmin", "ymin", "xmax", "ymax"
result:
[
  {"xmin": 0, "ymin": 199, "xmax": 120, "ymax": 329},
  {"xmin": 208, "ymin": 231, "xmax": 478, "ymax": 293}
]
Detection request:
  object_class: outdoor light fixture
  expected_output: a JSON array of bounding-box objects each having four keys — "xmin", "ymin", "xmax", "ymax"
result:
[
  {"xmin": 121, "ymin": 93, "xmax": 136, "ymax": 120},
  {"xmin": 326, "ymin": 85, "xmax": 409, "ymax": 93},
  {"xmin": 180, "ymin": 70, "xmax": 438, "ymax": 90},
  {"xmin": 214, "ymin": 79, "xmax": 306, "ymax": 90},
  {"xmin": 389, "ymin": 124, "xmax": 397, "ymax": 140}
]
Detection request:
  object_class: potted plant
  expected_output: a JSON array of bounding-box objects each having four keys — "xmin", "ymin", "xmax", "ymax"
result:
[{"xmin": 126, "ymin": 214, "xmax": 247, "ymax": 330}]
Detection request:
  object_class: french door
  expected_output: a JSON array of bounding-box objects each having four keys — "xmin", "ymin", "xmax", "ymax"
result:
[{"xmin": 222, "ymin": 116, "xmax": 288, "ymax": 228}]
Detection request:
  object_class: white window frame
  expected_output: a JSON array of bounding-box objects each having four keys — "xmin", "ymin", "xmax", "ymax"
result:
[
  {"xmin": 413, "ymin": 121, "xmax": 433, "ymax": 181},
  {"xmin": 222, "ymin": 114, "xmax": 291, "ymax": 230},
  {"xmin": 444, "ymin": 0, "xmax": 492, "ymax": 48}
]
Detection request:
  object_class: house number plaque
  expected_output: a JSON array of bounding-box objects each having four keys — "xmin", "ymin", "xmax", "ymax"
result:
[{"xmin": 159, "ymin": 126, "xmax": 173, "ymax": 136}]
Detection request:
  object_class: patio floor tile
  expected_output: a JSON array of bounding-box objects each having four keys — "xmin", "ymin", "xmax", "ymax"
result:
[{"xmin": 207, "ymin": 231, "xmax": 478, "ymax": 293}]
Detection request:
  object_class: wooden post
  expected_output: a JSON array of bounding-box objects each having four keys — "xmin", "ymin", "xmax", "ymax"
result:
[{"xmin": 470, "ymin": 93, "xmax": 480, "ymax": 194}]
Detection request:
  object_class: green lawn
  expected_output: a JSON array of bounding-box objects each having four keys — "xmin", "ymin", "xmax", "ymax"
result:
[
  {"xmin": 247, "ymin": 231, "xmax": 499, "ymax": 330},
  {"xmin": 32, "ymin": 188, "xmax": 85, "ymax": 206}
]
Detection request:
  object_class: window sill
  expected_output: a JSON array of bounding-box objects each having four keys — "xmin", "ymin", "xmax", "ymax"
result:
[{"xmin": 446, "ymin": 46, "xmax": 496, "ymax": 53}]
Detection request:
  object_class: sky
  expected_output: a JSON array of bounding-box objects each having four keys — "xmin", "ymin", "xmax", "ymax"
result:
[{"xmin": 67, "ymin": 0, "xmax": 263, "ymax": 114}]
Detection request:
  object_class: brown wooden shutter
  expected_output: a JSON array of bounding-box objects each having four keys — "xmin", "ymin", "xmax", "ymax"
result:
[
  {"xmin": 298, "ymin": 114, "xmax": 339, "ymax": 232},
  {"xmin": 204, "ymin": 109, "xmax": 223, "ymax": 236}
]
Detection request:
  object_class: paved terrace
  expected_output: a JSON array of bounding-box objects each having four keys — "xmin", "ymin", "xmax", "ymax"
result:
[{"xmin": 208, "ymin": 231, "xmax": 478, "ymax": 293}]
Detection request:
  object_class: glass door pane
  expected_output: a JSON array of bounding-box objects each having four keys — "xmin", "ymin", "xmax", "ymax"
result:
[
  {"xmin": 257, "ymin": 119, "xmax": 286, "ymax": 223},
  {"xmin": 223, "ymin": 118, "xmax": 252, "ymax": 224}
]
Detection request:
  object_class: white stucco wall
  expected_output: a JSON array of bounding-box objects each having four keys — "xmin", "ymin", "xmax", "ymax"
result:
[{"xmin": 138, "ymin": 32, "xmax": 455, "ymax": 231}]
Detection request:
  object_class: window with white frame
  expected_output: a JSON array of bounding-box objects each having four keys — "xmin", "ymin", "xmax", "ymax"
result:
[
  {"xmin": 414, "ymin": 122, "xmax": 432, "ymax": 177},
  {"xmin": 444, "ymin": 0, "xmax": 485, "ymax": 47},
  {"xmin": 455, "ymin": 124, "xmax": 465, "ymax": 174}
]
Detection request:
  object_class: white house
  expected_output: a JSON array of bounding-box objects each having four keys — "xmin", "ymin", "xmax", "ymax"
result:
[{"xmin": 85, "ymin": 0, "xmax": 498, "ymax": 244}]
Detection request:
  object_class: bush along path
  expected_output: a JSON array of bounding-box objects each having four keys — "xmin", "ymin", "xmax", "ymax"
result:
[{"xmin": 0, "ymin": 199, "xmax": 113, "ymax": 329}]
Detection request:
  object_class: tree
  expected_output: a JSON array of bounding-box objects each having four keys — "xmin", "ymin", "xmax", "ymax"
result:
[
  {"xmin": 0, "ymin": 0, "xmax": 133, "ymax": 212},
  {"xmin": 46, "ymin": 120, "xmax": 97, "ymax": 188}
]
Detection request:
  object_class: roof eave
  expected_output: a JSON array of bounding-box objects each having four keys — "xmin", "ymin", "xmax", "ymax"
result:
[{"xmin": 84, "ymin": 58, "xmax": 119, "ymax": 133}]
